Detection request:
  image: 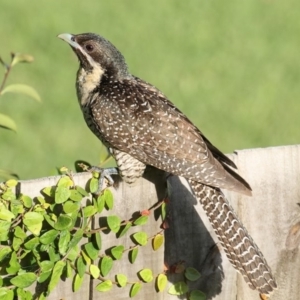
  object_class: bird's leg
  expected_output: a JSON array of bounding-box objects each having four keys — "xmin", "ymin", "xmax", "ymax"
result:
[{"xmin": 89, "ymin": 166, "xmax": 119, "ymax": 194}]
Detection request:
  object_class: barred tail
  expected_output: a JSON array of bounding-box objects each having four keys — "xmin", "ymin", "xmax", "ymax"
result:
[{"xmin": 188, "ymin": 179, "xmax": 277, "ymax": 295}]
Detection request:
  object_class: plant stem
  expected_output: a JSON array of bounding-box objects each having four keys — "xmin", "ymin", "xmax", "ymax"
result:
[{"xmin": 0, "ymin": 60, "xmax": 11, "ymax": 94}]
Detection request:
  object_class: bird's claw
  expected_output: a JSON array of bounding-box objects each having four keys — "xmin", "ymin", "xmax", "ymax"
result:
[{"xmin": 89, "ymin": 167, "xmax": 118, "ymax": 194}]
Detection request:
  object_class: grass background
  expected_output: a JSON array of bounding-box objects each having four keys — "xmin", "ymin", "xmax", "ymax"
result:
[{"xmin": 0, "ymin": 0, "xmax": 299, "ymax": 180}]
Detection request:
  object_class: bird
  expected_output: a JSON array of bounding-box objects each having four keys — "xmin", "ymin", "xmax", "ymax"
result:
[{"xmin": 58, "ymin": 32, "xmax": 277, "ymax": 295}]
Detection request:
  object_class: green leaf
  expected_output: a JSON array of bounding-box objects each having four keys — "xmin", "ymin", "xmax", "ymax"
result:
[
  {"xmin": 23, "ymin": 212, "xmax": 43, "ymax": 235},
  {"xmin": 24, "ymin": 236, "xmax": 39, "ymax": 250},
  {"xmin": 129, "ymin": 248, "xmax": 138, "ymax": 264},
  {"xmin": 0, "ymin": 247, "xmax": 11, "ymax": 262},
  {"xmin": 38, "ymin": 261, "xmax": 54, "ymax": 283},
  {"xmin": 133, "ymin": 215, "xmax": 149, "ymax": 226},
  {"xmin": 83, "ymin": 205, "xmax": 97, "ymax": 218},
  {"xmin": 73, "ymin": 273, "xmax": 84, "ymax": 292},
  {"xmin": 161, "ymin": 202, "xmax": 167, "ymax": 220},
  {"xmin": 90, "ymin": 264, "xmax": 100, "ymax": 279},
  {"xmin": 0, "ymin": 287, "xmax": 8, "ymax": 296},
  {"xmin": 10, "ymin": 202, "xmax": 24, "ymax": 216},
  {"xmin": 138, "ymin": 268, "xmax": 153, "ymax": 283},
  {"xmin": 67, "ymin": 245, "xmax": 79, "ymax": 262},
  {"xmin": 132, "ymin": 231, "xmax": 148, "ymax": 246},
  {"xmin": 107, "ymin": 215, "xmax": 121, "ymax": 233},
  {"xmin": 60, "ymin": 166, "xmax": 68, "ymax": 173},
  {"xmin": 43, "ymin": 214, "xmax": 55, "ymax": 228},
  {"xmin": 19, "ymin": 249, "xmax": 30, "ymax": 260},
  {"xmin": 118, "ymin": 222, "xmax": 132, "ymax": 238},
  {"xmin": 42, "ymin": 186, "xmax": 55, "ymax": 197},
  {"xmin": 38, "ymin": 275, "xmax": 52, "ymax": 287},
  {"xmin": 39, "ymin": 229, "xmax": 59, "ymax": 245},
  {"xmin": 91, "ymin": 232, "xmax": 101, "ymax": 250},
  {"xmin": 0, "ymin": 113, "xmax": 16, "ymax": 131},
  {"xmin": 81, "ymin": 250, "xmax": 91, "ymax": 265},
  {"xmin": 5, "ymin": 179, "xmax": 18, "ymax": 187},
  {"xmin": 168, "ymin": 281, "xmax": 188, "ymax": 295},
  {"xmin": 76, "ymin": 186, "xmax": 88, "ymax": 197},
  {"xmin": 130, "ymin": 282, "xmax": 141, "ymax": 297},
  {"xmin": 21, "ymin": 195, "xmax": 32, "ymax": 208},
  {"xmin": 0, "ymin": 220, "xmax": 10, "ymax": 241},
  {"xmin": 1, "ymin": 84, "xmax": 41, "ymax": 102},
  {"xmin": 152, "ymin": 234, "xmax": 164, "ymax": 251},
  {"xmin": 156, "ymin": 273, "xmax": 167, "ymax": 292},
  {"xmin": 54, "ymin": 214, "xmax": 72, "ymax": 230},
  {"xmin": 84, "ymin": 242, "xmax": 99, "ymax": 260},
  {"xmin": 69, "ymin": 189, "xmax": 83, "ymax": 201},
  {"xmin": 58, "ymin": 230, "xmax": 71, "ymax": 255},
  {"xmin": 57, "ymin": 176, "xmax": 73, "ymax": 188},
  {"xmin": 10, "ymin": 273, "xmax": 37, "ymax": 288},
  {"xmin": 185, "ymin": 267, "xmax": 201, "ymax": 281},
  {"xmin": 12, "ymin": 237, "xmax": 22, "ymax": 251},
  {"xmin": 0, "ymin": 289, "xmax": 14, "ymax": 300},
  {"xmin": 116, "ymin": 274, "xmax": 127, "ymax": 288},
  {"xmin": 89, "ymin": 177, "xmax": 99, "ymax": 193},
  {"xmin": 48, "ymin": 245, "xmax": 60, "ymax": 263},
  {"xmin": 48, "ymin": 261, "xmax": 65, "ymax": 293},
  {"xmin": 59, "ymin": 167, "xmax": 68, "ymax": 174},
  {"xmin": 11, "ymin": 53, "xmax": 34, "ymax": 66},
  {"xmin": 6, "ymin": 251, "xmax": 20, "ymax": 274},
  {"xmin": 190, "ymin": 290, "xmax": 206, "ymax": 300},
  {"xmin": 55, "ymin": 186, "xmax": 71, "ymax": 204},
  {"xmin": 23, "ymin": 212, "xmax": 43, "ymax": 225},
  {"xmin": 99, "ymin": 256, "xmax": 113, "ymax": 276},
  {"xmin": 96, "ymin": 280, "xmax": 112, "ymax": 292},
  {"xmin": 1, "ymin": 189, "xmax": 16, "ymax": 201},
  {"xmin": 96, "ymin": 194, "xmax": 105, "ymax": 213},
  {"xmin": 16, "ymin": 288, "xmax": 32, "ymax": 300},
  {"xmin": 111, "ymin": 245, "xmax": 124, "ymax": 260},
  {"xmin": 68, "ymin": 229, "xmax": 83, "ymax": 249},
  {"xmin": 76, "ymin": 257, "xmax": 86, "ymax": 278},
  {"xmin": 103, "ymin": 189, "xmax": 114, "ymax": 209},
  {"xmin": 63, "ymin": 201, "xmax": 79, "ymax": 214},
  {"xmin": 66, "ymin": 261, "xmax": 73, "ymax": 278},
  {"xmin": 0, "ymin": 207, "xmax": 15, "ymax": 221}
]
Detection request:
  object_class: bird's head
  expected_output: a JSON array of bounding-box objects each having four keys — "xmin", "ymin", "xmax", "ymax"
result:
[{"xmin": 58, "ymin": 33, "xmax": 130, "ymax": 80}]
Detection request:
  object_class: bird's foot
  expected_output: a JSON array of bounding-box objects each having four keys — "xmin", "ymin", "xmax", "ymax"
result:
[{"xmin": 89, "ymin": 166, "xmax": 119, "ymax": 194}]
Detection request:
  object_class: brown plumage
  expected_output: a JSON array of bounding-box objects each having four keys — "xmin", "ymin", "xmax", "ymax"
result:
[{"xmin": 58, "ymin": 32, "xmax": 277, "ymax": 294}]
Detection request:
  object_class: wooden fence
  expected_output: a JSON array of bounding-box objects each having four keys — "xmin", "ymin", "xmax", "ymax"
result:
[{"xmin": 13, "ymin": 145, "xmax": 300, "ymax": 299}]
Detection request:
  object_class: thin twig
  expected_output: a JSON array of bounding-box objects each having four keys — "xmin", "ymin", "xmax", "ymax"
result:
[{"xmin": 0, "ymin": 58, "xmax": 11, "ymax": 93}]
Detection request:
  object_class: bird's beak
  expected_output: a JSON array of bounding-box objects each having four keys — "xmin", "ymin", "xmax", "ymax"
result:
[
  {"xmin": 57, "ymin": 33, "xmax": 80, "ymax": 50},
  {"xmin": 58, "ymin": 33, "xmax": 97, "ymax": 72}
]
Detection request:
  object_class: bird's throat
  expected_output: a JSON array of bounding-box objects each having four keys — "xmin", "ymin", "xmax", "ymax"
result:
[{"xmin": 76, "ymin": 64, "xmax": 104, "ymax": 106}]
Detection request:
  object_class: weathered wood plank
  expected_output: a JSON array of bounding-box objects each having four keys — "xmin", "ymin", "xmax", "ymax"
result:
[
  {"xmin": 231, "ymin": 146, "xmax": 300, "ymax": 300},
  {"xmin": 6, "ymin": 145, "xmax": 300, "ymax": 299}
]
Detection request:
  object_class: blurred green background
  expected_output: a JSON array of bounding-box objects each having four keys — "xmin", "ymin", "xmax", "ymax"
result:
[{"xmin": 0, "ymin": 0, "xmax": 299, "ymax": 180}]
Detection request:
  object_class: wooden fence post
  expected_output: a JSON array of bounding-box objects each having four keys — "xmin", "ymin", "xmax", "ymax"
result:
[{"xmin": 5, "ymin": 145, "xmax": 300, "ymax": 299}]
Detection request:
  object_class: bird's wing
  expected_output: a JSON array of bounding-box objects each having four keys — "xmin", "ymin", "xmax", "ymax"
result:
[{"xmin": 91, "ymin": 77, "xmax": 251, "ymax": 195}]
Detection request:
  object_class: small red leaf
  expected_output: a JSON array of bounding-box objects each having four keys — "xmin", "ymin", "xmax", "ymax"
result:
[
  {"xmin": 161, "ymin": 219, "xmax": 169, "ymax": 229},
  {"xmin": 140, "ymin": 210, "xmax": 150, "ymax": 216},
  {"xmin": 164, "ymin": 197, "xmax": 170, "ymax": 204}
]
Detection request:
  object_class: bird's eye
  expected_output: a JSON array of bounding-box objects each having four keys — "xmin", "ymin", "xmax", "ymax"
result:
[{"xmin": 85, "ymin": 44, "xmax": 94, "ymax": 52}]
